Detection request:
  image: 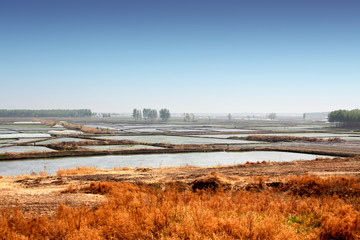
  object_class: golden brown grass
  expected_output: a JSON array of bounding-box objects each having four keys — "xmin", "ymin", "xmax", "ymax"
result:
[
  {"xmin": 1, "ymin": 175, "xmax": 360, "ymax": 239},
  {"xmin": 4, "ymin": 150, "xmax": 51, "ymax": 156},
  {"xmin": 56, "ymin": 166, "xmax": 106, "ymax": 176},
  {"xmin": 39, "ymin": 120, "xmax": 114, "ymax": 134},
  {"xmin": 112, "ymin": 166, "xmax": 134, "ymax": 171},
  {"xmin": 46, "ymin": 139, "xmax": 141, "ymax": 151},
  {"xmin": 63, "ymin": 122, "xmax": 114, "ymax": 134}
]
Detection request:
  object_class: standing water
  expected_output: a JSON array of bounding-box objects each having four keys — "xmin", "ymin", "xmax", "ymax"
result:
[{"xmin": 0, "ymin": 151, "xmax": 332, "ymax": 176}]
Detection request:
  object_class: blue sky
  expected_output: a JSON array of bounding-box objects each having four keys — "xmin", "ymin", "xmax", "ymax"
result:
[{"xmin": 0, "ymin": 0, "xmax": 359, "ymax": 113}]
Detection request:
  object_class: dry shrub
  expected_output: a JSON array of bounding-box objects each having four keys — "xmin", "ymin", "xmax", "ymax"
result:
[
  {"xmin": 327, "ymin": 137, "xmax": 342, "ymax": 142},
  {"xmin": 135, "ymin": 167, "xmax": 152, "ymax": 172},
  {"xmin": 245, "ymin": 160, "xmax": 269, "ymax": 165},
  {"xmin": 82, "ymin": 182, "xmax": 115, "ymax": 194},
  {"xmin": 61, "ymin": 183, "xmax": 79, "ymax": 193},
  {"xmin": 62, "ymin": 122, "xmax": 114, "ymax": 134},
  {"xmin": 78, "ymin": 139, "xmax": 139, "ymax": 146},
  {"xmin": 39, "ymin": 119, "xmax": 56, "ymax": 126},
  {"xmin": 40, "ymin": 120, "xmax": 114, "ymax": 134},
  {"xmin": 192, "ymin": 171, "xmax": 231, "ymax": 192},
  {"xmin": 244, "ymin": 176, "xmax": 268, "ymax": 192},
  {"xmin": 178, "ymin": 164, "xmax": 196, "ymax": 169},
  {"xmin": 47, "ymin": 141, "xmax": 84, "ymax": 151},
  {"xmin": 1, "ymin": 177, "xmax": 360, "ymax": 239},
  {"xmin": 284, "ymin": 175, "xmax": 360, "ymax": 197},
  {"xmin": 112, "ymin": 166, "xmax": 134, "ymax": 171},
  {"xmin": 320, "ymin": 202, "xmax": 360, "ymax": 239},
  {"xmin": 173, "ymin": 144, "xmax": 211, "ymax": 151},
  {"xmin": 152, "ymin": 142, "xmax": 174, "ymax": 148},
  {"xmin": 62, "ymin": 182, "xmax": 116, "ymax": 195},
  {"xmin": 47, "ymin": 139, "xmax": 142, "ymax": 151},
  {"xmin": 4, "ymin": 150, "xmax": 49, "ymax": 157}
]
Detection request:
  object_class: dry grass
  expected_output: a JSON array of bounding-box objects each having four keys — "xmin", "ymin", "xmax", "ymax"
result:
[
  {"xmin": 56, "ymin": 166, "xmax": 106, "ymax": 176},
  {"xmin": 38, "ymin": 119, "xmax": 56, "ymax": 126},
  {"xmin": 283, "ymin": 175, "xmax": 360, "ymax": 197},
  {"xmin": 46, "ymin": 139, "xmax": 141, "ymax": 151},
  {"xmin": 112, "ymin": 166, "xmax": 134, "ymax": 171},
  {"xmin": 4, "ymin": 150, "xmax": 51, "ymax": 156},
  {"xmin": 39, "ymin": 119, "xmax": 114, "ymax": 134},
  {"xmin": 63, "ymin": 122, "xmax": 114, "ymax": 134},
  {"xmin": 1, "ymin": 175, "xmax": 360, "ymax": 239},
  {"xmin": 4, "ymin": 169, "xmax": 48, "ymax": 179}
]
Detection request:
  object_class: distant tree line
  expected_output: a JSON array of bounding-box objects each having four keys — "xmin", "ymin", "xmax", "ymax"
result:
[
  {"xmin": 183, "ymin": 113, "xmax": 195, "ymax": 122},
  {"xmin": 0, "ymin": 109, "xmax": 92, "ymax": 118},
  {"xmin": 143, "ymin": 108, "xmax": 158, "ymax": 120},
  {"xmin": 132, "ymin": 108, "xmax": 170, "ymax": 121},
  {"xmin": 328, "ymin": 109, "xmax": 360, "ymax": 128}
]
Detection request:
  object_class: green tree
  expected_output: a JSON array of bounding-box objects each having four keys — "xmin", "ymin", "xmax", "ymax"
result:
[
  {"xmin": 149, "ymin": 109, "xmax": 158, "ymax": 120},
  {"xmin": 132, "ymin": 109, "xmax": 141, "ymax": 120},
  {"xmin": 143, "ymin": 108, "xmax": 157, "ymax": 121},
  {"xmin": 227, "ymin": 113, "xmax": 232, "ymax": 121},
  {"xmin": 328, "ymin": 109, "xmax": 360, "ymax": 128},
  {"xmin": 143, "ymin": 108, "xmax": 150, "ymax": 120},
  {"xmin": 268, "ymin": 113, "xmax": 276, "ymax": 120},
  {"xmin": 183, "ymin": 113, "xmax": 191, "ymax": 122},
  {"xmin": 159, "ymin": 109, "xmax": 170, "ymax": 121}
]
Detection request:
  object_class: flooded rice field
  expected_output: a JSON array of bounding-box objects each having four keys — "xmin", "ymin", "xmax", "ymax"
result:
[
  {"xmin": 0, "ymin": 130, "xmax": 18, "ymax": 134},
  {"xmin": 0, "ymin": 133, "xmax": 51, "ymax": 139},
  {"xmin": 84, "ymin": 123, "xmax": 254, "ymax": 134},
  {"xmin": 95, "ymin": 135, "xmax": 258, "ymax": 145},
  {"xmin": 0, "ymin": 146, "xmax": 55, "ymax": 154},
  {"xmin": 0, "ymin": 123, "xmax": 53, "ymax": 140},
  {"xmin": 191, "ymin": 133, "xmax": 360, "ymax": 141},
  {"xmin": 251, "ymin": 125, "xmax": 326, "ymax": 131},
  {"xmin": 0, "ymin": 151, "xmax": 331, "ymax": 176},
  {"xmin": 0, "ymin": 120, "xmax": 358, "ymax": 176}
]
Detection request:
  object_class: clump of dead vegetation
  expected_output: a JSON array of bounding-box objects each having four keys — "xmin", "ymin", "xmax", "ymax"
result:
[
  {"xmin": 283, "ymin": 175, "xmax": 360, "ymax": 197},
  {"xmin": 56, "ymin": 166, "xmax": 106, "ymax": 176},
  {"xmin": 46, "ymin": 139, "xmax": 142, "ymax": 151},
  {"xmin": 40, "ymin": 120, "xmax": 114, "ymax": 134},
  {"xmin": 63, "ymin": 122, "xmax": 114, "ymax": 134},
  {"xmin": 2, "ymin": 150, "xmax": 52, "ymax": 159},
  {"xmin": 1, "ymin": 175, "xmax": 360, "ymax": 239},
  {"xmin": 229, "ymin": 135, "xmax": 343, "ymax": 143}
]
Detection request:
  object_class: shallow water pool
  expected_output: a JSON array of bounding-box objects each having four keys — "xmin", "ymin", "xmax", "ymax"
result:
[{"xmin": 0, "ymin": 151, "xmax": 332, "ymax": 176}]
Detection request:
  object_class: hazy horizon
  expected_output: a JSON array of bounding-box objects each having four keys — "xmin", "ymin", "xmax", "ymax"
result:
[{"xmin": 1, "ymin": 0, "xmax": 359, "ymax": 113}]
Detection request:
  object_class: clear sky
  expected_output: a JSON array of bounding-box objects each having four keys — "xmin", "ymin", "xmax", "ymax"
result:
[{"xmin": 0, "ymin": 0, "xmax": 359, "ymax": 113}]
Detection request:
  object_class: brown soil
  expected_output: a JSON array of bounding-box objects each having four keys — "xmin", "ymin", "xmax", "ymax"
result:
[{"xmin": 1, "ymin": 156, "xmax": 359, "ymax": 216}]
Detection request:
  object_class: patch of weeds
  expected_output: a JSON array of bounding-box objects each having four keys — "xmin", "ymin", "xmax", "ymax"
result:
[{"xmin": 288, "ymin": 212, "xmax": 321, "ymax": 233}]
